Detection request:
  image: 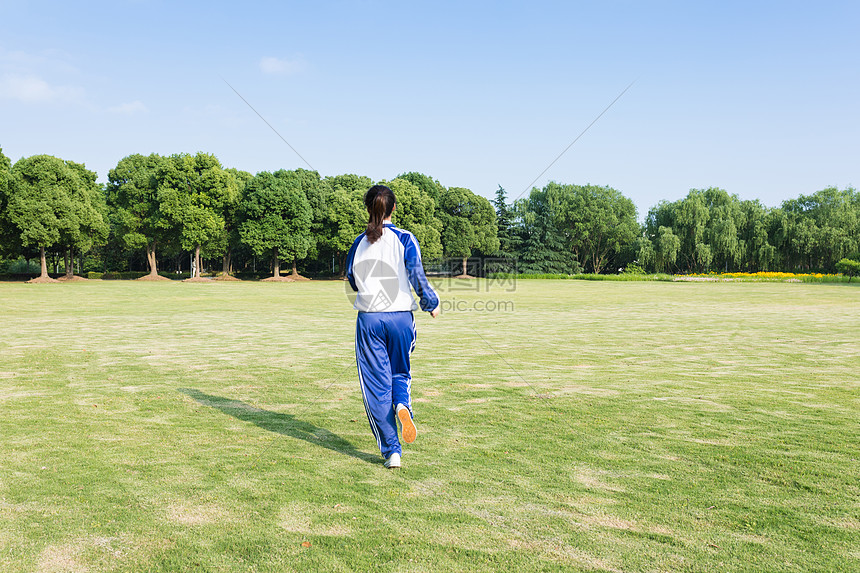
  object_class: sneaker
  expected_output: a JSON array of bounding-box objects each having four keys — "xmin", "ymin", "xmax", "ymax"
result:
[
  {"xmin": 384, "ymin": 452, "xmax": 401, "ymax": 469},
  {"xmin": 396, "ymin": 404, "xmax": 417, "ymax": 444}
]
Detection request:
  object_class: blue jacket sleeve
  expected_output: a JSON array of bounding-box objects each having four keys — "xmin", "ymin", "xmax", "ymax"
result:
[
  {"xmin": 345, "ymin": 235, "xmax": 363, "ymax": 292},
  {"xmin": 401, "ymin": 233, "xmax": 439, "ymax": 312}
]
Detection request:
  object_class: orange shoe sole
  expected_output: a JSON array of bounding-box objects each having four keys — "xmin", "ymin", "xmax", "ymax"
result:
[{"xmin": 398, "ymin": 407, "xmax": 417, "ymax": 444}]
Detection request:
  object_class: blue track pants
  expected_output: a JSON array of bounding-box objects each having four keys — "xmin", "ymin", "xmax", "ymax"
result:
[{"xmin": 355, "ymin": 311, "xmax": 416, "ymax": 458}]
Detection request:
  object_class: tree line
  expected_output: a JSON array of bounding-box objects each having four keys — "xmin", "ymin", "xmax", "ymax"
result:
[
  {"xmin": 0, "ymin": 147, "xmax": 857, "ymax": 279},
  {"xmin": 498, "ymin": 182, "xmax": 860, "ymax": 275},
  {"xmin": 0, "ymin": 150, "xmax": 499, "ymax": 280}
]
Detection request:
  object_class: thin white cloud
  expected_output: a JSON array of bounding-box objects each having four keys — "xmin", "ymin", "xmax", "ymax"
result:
[
  {"xmin": 259, "ymin": 56, "xmax": 305, "ymax": 75},
  {"xmin": 108, "ymin": 100, "xmax": 148, "ymax": 114},
  {"xmin": 0, "ymin": 48, "xmax": 79, "ymax": 75},
  {"xmin": 0, "ymin": 74, "xmax": 84, "ymax": 103}
]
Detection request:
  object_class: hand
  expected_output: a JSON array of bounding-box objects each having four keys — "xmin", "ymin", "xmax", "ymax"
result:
[{"xmin": 430, "ymin": 306, "xmax": 440, "ymax": 318}]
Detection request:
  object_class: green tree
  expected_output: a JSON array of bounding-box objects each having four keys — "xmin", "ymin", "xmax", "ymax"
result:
[
  {"xmin": 319, "ymin": 174, "xmax": 372, "ymax": 276},
  {"xmin": 158, "ymin": 153, "xmax": 238, "ymax": 278},
  {"xmin": 646, "ymin": 189, "xmax": 765, "ymax": 274},
  {"xmin": 59, "ymin": 161, "xmax": 109, "ymax": 277},
  {"xmin": 6, "ymin": 155, "xmax": 106, "ymax": 281},
  {"xmin": 835, "ymin": 257, "xmax": 860, "ymax": 281},
  {"xmin": 0, "ymin": 147, "xmax": 10, "ymax": 187},
  {"xmin": 383, "ymin": 178, "xmax": 443, "ymax": 260},
  {"xmin": 397, "ymin": 172, "xmax": 445, "ymax": 202},
  {"xmin": 738, "ymin": 199, "xmax": 775, "ymax": 271},
  {"xmin": 701, "ymin": 188, "xmax": 744, "ymax": 272},
  {"xmin": 106, "ymin": 154, "xmax": 172, "ymax": 278},
  {"xmin": 0, "ymin": 147, "xmax": 16, "ymax": 258},
  {"xmin": 673, "ymin": 191, "xmax": 709, "ymax": 269},
  {"xmin": 789, "ymin": 217, "xmax": 818, "ymax": 271},
  {"xmin": 634, "ymin": 236, "xmax": 655, "ymax": 272},
  {"xmin": 238, "ymin": 171, "xmax": 312, "ymax": 279},
  {"xmin": 782, "ymin": 187, "xmax": 859, "ymax": 271},
  {"xmin": 659, "ymin": 186, "xmax": 860, "ymax": 274},
  {"xmin": 437, "ymin": 186, "xmax": 500, "ymax": 276},
  {"xmin": 551, "ymin": 183, "xmax": 639, "ymax": 274},
  {"xmin": 695, "ymin": 242, "xmax": 713, "ymax": 271},
  {"xmin": 221, "ymin": 168, "xmax": 253, "ymax": 274},
  {"xmin": 654, "ymin": 226, "xmax": 681, "ymax": 273},
  {"xmin": 276, "ymin": 168, "xmax": 323, "ymax": 276},
  {"xmin": 710, "ymin": 217, "xmax": 740, "ymax": 271},
  {"xmin": 493, "ymin": 185, "xmax": 517, "ymax": 258},
  {"xmin": 512, "ymin": 188, "xmax": 581, "ymax": 274}
]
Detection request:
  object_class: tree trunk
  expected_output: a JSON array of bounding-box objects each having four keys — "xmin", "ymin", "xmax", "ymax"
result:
[
  {"xmin": 146, "ymin": 243, "xmax": 158, "ymax": 276},
  {"xmin": 40, "ymin": 246, "xmax": 49, "ymax": 279},
  {"xmin": 339, "ymin": 252, "xmax": 347, "ymax": 278},
  {"xmin": 194, "ymin": 245, "xmax": 201, "ymax": 278},
  {"xmin": 272, "ymin": 247, "xmax": 280, "ymax": 278},
  {"xmin": 461, "ymin": 257, "xmax": 468, "ymax": 276},
  {"xmin": 292, "ymin": 258, "xmax": 298, "ymax": 276},
  {"xmin": 222, "ymin": 249, "xmax": 231, "ymax": 274},
  {"xmin": 64, "ymin": 248, "xmax": 74, "ymax": 278}
]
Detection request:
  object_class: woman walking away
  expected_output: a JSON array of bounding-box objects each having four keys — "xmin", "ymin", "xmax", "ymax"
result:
[{"xmin": 346, "ymin": 184, "xmax": 440, "ymax": 469}]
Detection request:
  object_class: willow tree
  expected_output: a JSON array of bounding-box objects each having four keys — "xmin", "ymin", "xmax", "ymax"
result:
[
  {"xmin": 654, "ymin": 226, "xmax": 681, "ymax": 273},
  {"xmin": 703, "ymin": 188, "xmax": 743, "ymax": 272},
  {"xmin": 782, "ymin": 187, "xmax": 860, "ymax": 271}
]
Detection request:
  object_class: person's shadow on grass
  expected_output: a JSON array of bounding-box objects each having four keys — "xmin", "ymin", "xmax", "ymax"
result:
[{"xmin": 177, "ymin": 388, "xmax": 379, "ymax": 465}]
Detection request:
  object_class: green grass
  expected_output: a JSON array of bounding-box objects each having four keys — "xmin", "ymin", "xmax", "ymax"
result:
[
  {"xmin": 488, "ymin": 272, "xmax": 675, "ymax": 281},
  {"xmin": 1, "ymin": 279, "xmax": 858, "ymax": 572}
]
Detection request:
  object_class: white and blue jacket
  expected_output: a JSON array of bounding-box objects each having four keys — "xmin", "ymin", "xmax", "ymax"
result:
[{"xmin": 346, "ymin": 223, "xmax": 439, "ymax": 313}]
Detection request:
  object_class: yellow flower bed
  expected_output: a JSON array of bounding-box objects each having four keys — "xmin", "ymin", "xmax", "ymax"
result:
[{"xmin": 685, "ymin": 271, "xmax": 839, "ymax": 279}]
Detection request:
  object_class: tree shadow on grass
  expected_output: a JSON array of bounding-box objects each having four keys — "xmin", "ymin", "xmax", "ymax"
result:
[{"xmin": 178, "ymin": 388, "xmax": 379, "ymax": 465}]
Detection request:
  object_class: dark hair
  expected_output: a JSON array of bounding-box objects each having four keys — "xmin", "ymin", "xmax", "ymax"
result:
[{"xmin": 364, "ymin": 185, "xmax": 395, "ymax": 244}]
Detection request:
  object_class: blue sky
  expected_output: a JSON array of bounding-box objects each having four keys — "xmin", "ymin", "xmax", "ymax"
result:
[{"xmin": 1, "ymin": 1, "xmax": 857, "ymax": 219}]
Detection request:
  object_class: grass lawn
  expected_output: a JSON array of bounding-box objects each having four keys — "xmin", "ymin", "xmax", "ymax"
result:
[{"xmin": 0, "ymin": 279, "xmax": 857, "ymax": 572}]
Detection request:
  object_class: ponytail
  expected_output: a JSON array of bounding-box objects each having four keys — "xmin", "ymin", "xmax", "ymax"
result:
[{"xmin": 364, "ymin": 185, "xmax": 395, "ymax": 244}]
